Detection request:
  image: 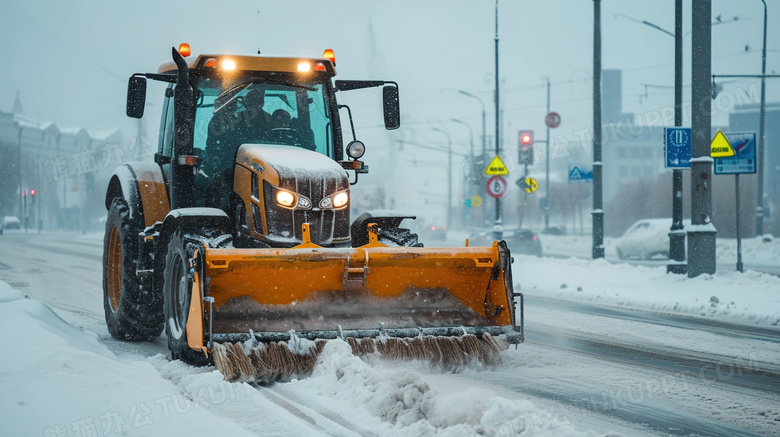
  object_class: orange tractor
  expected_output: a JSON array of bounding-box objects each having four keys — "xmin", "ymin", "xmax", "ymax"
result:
[{"xmin": 102, "ymin": 45, "xmax": 523, "ymax": 381}]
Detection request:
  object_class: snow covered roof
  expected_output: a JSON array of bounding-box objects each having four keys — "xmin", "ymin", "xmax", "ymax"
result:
[{"xmin": 88, "ymin": 128, "xmax": 120, "ymax": 141}]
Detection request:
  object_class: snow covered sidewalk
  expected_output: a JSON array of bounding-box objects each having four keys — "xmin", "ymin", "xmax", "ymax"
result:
[
  {"xmin": 514, "ymin": 254, "xmax": 780, "ymax": 327},
  {"xmin": 0, "ymin": 281, "xmax": 258, "ymax": 437}
]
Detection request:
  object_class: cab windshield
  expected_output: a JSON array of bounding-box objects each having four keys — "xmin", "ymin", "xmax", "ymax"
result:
[{"xmin": 192, "ymin": 74, "xmax": 333, "ymax": 171}]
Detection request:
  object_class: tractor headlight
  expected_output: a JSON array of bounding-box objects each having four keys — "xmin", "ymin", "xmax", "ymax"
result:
[
  {"xmin": 333, "ymin": 192, "xmax": 349, "ymax": 208},
  {"xmin": 276, "ymin": 191, "xmax": 295, "ymax": 207},
  {"xmin": 319, "ymin": 191, "xmax": 349, "ymax": 209}
]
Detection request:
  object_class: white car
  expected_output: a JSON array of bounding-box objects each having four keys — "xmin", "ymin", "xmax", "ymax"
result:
[
  {"xmin": 2, "ymin": 216, "xmax": 21, "ymax": 230},
  {"xmin": 615, "ymin": 218, "xmax": 689, "ymax": 260}
]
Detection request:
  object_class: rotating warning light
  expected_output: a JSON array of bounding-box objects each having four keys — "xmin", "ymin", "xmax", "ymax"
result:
[
  {"xmin": 323, "ymin": 49, "xmax": 336, "ymax": 66},
  {"xmin": 178, "ymin": 43, "xmax": 191, "ymax": 57}
]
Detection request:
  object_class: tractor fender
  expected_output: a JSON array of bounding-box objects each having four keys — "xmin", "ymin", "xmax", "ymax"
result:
[
  {"xmin": 152, "ymin": 208, "xmax": 233, "ymax": 297},
  {"xmin": 105, "ymin": 162, "xmax": 170, "ymax": 229}
]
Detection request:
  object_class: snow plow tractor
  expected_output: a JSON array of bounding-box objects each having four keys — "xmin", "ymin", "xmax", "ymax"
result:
[{"xmin": 102, "ymin": 44, "xmax": 523, "ymax": 382}]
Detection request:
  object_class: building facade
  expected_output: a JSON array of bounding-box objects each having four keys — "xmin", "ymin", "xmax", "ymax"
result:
[{"xmin": 0, "ymin": 95, "xmax": 121, "ymax": 232}]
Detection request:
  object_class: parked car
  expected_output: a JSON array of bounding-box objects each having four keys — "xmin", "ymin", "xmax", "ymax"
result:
[
  {"xmin": 615, "ymin": 218, "xmax": 689, "ymax": 260},
  {"xmin": 470, "ymin": 227, "xmax": 542, "ymax": 256},
  {"xmin": 2, "ymin": 216, "xmax": 21, "ymax": 230}
]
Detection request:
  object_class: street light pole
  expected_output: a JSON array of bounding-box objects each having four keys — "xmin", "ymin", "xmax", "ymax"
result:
[
  {"xmin": 592, "ymin": 0, "xmax": 605, "ymax": 259},
  {"xmin": 458, "ymin": 91, "xmax": 486, "ymax": 157},
  {"xmin": 757, "ymin": 0, "xmax": 767, "ymax": 236},
  {"xmin": 669, "ymin": 0, "xmax": 687, "ymax": 274},
  {"xmin": 689, "ymin": 0, "xmax": 716, "ymax": 277},
  {"xmin": 544, "ymin": 76, "xmax": 551, "ymax": 232},
  {"xmin": 615, "ymin": 5, "xmax": 685, "ymax": 271},
  {"xmin": 451, "ymin": 119, "xmax": 476, "ymax": 226},
  {"xmin": 494, "ymin": 0, "xmax": 502, "ymax": 240},
  {"xmin": 431, "ymin": 127, "xmax": 453, "ymax": 229},
  {"xmin": 450, "ymin": 119, "xmax": 474, "ymax": 159}
]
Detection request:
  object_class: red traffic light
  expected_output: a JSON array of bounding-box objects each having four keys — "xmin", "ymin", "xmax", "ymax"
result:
[
  {"xmin": 518, "ymin": 130, "xmax": 534, "ymax": 148},
  {"xmin": 30, "ymin": 189, "xmax": 36, "ymax": 196}
]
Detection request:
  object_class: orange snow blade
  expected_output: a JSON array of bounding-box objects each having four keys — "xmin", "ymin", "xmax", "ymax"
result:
[{"xmin": 197, "ymin": 240, "xmax": 520, "ymax": 342}]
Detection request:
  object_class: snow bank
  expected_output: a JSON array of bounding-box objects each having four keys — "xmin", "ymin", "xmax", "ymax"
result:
[
  {"xmin": 516, "ymin": 256, "xmax": 780, "ymax": 326},
  {"xmin": 285, "ymin": 340, "xmax": 613, "ymax": 436},
  {"xmin": 0, "ymin": 281, "xmax": 255, "ymax": 437}
]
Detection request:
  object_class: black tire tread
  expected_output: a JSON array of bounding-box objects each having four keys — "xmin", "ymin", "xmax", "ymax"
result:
[
  {"xmin": 378, "ymin": 227, "xmax": 423, "ymax": 247},
  {"xmin": 102, "ymin": 198, "xmax": 164, "ymax": 341}
]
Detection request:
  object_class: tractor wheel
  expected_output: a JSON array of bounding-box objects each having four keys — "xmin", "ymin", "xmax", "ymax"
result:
[
  {"xmin": 162, "ymin": 231, "xmax": 211, "ymax": 365},
  {"xmin": 103, "ymin": 198, "xmax": 164, "ymax": 341},
  {"xmin": 378, "ymin": 226, "xmax": 424, "ymax": 247}
]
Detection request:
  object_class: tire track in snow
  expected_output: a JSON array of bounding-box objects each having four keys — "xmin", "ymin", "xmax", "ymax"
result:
[{"xmin": 254, "ymin": 385, "xmax": 374, "ymax": 436}]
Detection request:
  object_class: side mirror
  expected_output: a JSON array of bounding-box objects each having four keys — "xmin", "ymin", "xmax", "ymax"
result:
[
  {"xmin": 126, "ymin": 76, "xmax": 147, "ymax": 119},
  {"xmin": 382, "ymin": 85, "xmax": 400, "ymax": 130}
]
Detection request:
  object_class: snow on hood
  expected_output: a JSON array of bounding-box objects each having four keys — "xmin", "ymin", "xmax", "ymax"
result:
[{"xmin": 239, "ymin": 144, "xmax": 345, "ymax": 174}]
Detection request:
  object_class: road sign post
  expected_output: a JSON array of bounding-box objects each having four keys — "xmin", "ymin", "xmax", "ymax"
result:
[
  {"xmin": 714, "ymin": 131, "xmax": 757, "ymax": 273},
  {"xmin": 665, "ymin": 127, "xmax": 691, "ymax": 274},
  {"xmin": 544, "ymin": 111, "xmax": 560, "ymax": 232}
]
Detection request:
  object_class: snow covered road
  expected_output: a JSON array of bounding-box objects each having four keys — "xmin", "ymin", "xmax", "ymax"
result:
[{"xmin": 1, "ymin": 230, "xmax": 779, "ymax": 436}]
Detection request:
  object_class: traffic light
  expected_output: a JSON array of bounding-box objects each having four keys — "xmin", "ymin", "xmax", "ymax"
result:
[
  {"xmin": 30, "ymin": 189, "xmax": 36, "ymax": 203},
  {"xmin": 518, "ymin": 130, "xmax": 534, "ymax": 165}
]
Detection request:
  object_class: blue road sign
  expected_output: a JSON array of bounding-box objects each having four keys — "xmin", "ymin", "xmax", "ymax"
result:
[
  {"xmin": 715, "ymin": 131, "xmax": 756, "ymax": 175},
  {"xmin": 664, "ymin": 127, "xmax": 691, "ymax": 168},
  {"xmin": 568, "ymin": 165, "xmax": 593, "ymax": 184}
]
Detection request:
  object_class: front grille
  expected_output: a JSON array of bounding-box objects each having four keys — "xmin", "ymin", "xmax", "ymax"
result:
[{"xmin": 262, "ymin": 176, "xmax": 349, "ymax": 247}]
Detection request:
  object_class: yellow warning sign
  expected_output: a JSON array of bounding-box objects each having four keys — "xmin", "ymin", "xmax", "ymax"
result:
[
  {"xmin": 485, "ymin": 156, "xmax": 509, "ymax": 175},
  {"xmin": 523, "ymin": 177, "xmax": 539, "ymax": 193},
  {"xmin": 710, "ymin": 130, "xmax": 736, "ymax": 158}
]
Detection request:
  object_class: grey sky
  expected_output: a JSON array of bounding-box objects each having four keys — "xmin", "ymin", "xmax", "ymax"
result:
[{"xmin": 1, "ymin": 1, "xmax": 777, "ymax": 159}]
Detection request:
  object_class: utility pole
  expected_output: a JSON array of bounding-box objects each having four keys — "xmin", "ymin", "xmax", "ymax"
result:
[
  {"xmin": 689, "ymin": 0, "xmax": 716, "ymax": 277},
  {"xmin": 458, "ymin": 91, "xmax": 486, "ymax": 157},
  {"xmin": 493, "ymin": 0, "xmax": 502, "ymax": 240},
  {"xmin": 592, "ymin": 0, "xmax": 604, "ymax": 259},
  {"xmin": 668, "ymin": 0, "xmax": 687, "ymax": 274},
  {"xmin": 757, "ymin": 0, "xmax": 768, "ymax": 236},
  {"xmin": 431, "ymin": 127, "xmax": 453, "ymax": 229},
  {"xmin": 544, "ymin": 77, "xmax": 551, "ymax": 232}
]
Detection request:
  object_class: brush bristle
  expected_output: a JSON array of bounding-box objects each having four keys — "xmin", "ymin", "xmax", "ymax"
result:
[{"xmin": 212, "ymin": 334, "xmax": 507, "ymax": 382}]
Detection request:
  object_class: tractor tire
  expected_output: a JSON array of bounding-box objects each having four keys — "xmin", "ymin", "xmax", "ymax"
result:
[
  {"xmin": 378, "ymin": 227, "xmax": 424, "ymax": 247},
  {"xmin": 162, "ymin": 231, "xmax": 211, "ymax": 365},
  {"xmin": 103, "ymin": 198, "xmax": 164, "ymax": 341}
]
